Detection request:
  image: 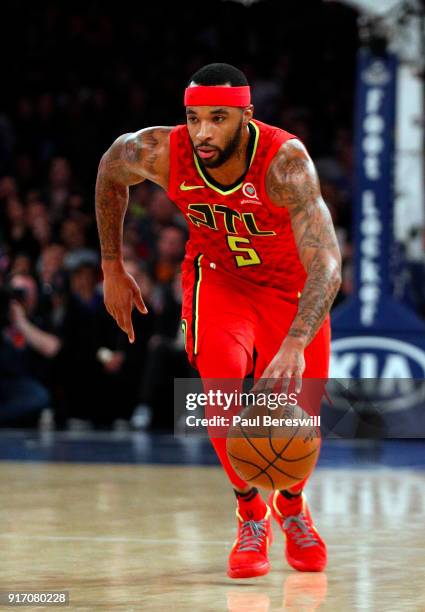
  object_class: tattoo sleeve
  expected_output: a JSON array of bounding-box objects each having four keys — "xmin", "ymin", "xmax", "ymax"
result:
[
  {"xmin": 95, "ymin": 127, "xmax": 171, "ymax": 262},
  {"xmin": 266, "ymin": 139, "xmax": 342, "ymax": 346}
]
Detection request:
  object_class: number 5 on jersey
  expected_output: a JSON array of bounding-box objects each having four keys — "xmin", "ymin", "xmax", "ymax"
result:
[{"xmin": 227, "ymin": 235, "xmax": 261, "ymax": 267}]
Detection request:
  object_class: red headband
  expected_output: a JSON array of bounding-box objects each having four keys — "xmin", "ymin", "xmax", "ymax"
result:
[{"xmin": 184, "ymin": 85, "xmax": 251, "ymax": 107}]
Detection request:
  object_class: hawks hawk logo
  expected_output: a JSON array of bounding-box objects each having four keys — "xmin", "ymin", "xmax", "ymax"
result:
[{"xmin": 242, "ymin": 183, "xmax": 258, "ymax": 199}]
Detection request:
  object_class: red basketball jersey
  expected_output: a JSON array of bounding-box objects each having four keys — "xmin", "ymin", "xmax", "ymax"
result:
[{"xmin": 167, "ymin": 119, "xmax": 307, "ymax": 300}]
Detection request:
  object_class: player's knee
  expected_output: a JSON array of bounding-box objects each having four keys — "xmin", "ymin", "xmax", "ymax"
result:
[{"xmin": 196, "ymin": 329, "xmax": 251, "ymax": 378}]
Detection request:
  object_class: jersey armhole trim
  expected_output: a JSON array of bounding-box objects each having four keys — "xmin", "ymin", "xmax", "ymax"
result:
[{"xmin": 166, "ymin": 126, "xmax": 180, "ymax": 200}]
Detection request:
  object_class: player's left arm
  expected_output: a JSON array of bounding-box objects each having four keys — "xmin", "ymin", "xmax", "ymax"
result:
[{"xmin": 258, "ymin": 138, "xmax": 342, "ymax": 392}]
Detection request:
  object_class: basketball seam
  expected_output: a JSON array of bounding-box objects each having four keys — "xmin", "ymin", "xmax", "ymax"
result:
[
  {"xmin": 231, "ymin": 421, "xmax": 308, "ymax": 483},
  {"xmin": 238, "ymin": 419, "xmax": 302, "ymax": 478},
  {"xmin": 270, "ymin": 447, "xmax": 319, "ymax": 463},
  {"xmin": 269, "ymin": 405, "xmax": 299, "ymax": 458},
  {"xmin": 227, "ymin": 450, "xmax": 277, "ymax": 489}
]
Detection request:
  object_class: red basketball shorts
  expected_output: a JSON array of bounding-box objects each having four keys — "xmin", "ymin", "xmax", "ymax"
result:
[{"xmin": 181, "ymin": 256, "xmax": 330, "ymax": 389}]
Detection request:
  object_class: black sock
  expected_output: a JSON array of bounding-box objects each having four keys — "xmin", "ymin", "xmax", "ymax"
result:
[
  {"xmin": 280, "ymin": 489, "xmax": 302, "ymax": 500},
  {"xmin": 234, "ymin": 487, "xmax": 258, "ymax": 502},
  {"xmin": 234, "ymin": 487, "xmax": 266, "ymax": 520}
]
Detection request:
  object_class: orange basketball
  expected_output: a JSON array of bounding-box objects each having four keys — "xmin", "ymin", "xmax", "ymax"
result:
[{"xmin": 226, "ymin": 402, "xmax": 320, "ymax": 491}]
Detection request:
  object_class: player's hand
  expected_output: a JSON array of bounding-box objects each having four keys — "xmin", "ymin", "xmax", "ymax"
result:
[
  {"xmin": 102, "ymin": 263, "xmax": 148, "ymax": 343},
  {"xmin": 251, "ymin": 337, "xmax": 306, "ymax": 395}
]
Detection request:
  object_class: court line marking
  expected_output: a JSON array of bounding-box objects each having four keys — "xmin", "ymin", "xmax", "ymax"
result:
[{"xmin": 0, "ymin": 533, "xmax": 424, "ymax": 550}]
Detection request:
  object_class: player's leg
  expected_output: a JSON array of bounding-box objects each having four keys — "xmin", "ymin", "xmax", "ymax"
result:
[
  {"xmin": 183, "ymin": 265, "xmax": 257, "ymax": 491},
  {"xmin": 253, "ymin": 293, "xmax": 330, "ymax": 572},
  {"xmin": 183, "ymin": 269, "xmax": 272, "ymax": 578},
  {"xmin": 195, "ymin": 324, "xmax": 253, "ymax": 492},
  {"xmin": 195, "ymin": 325, "xmax": 273, "ymax": 579}
]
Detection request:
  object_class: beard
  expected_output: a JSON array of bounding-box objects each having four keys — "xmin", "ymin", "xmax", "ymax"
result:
[{"xmin": 193, "ymin": 118, "xmax": 244, "ymax": 169}]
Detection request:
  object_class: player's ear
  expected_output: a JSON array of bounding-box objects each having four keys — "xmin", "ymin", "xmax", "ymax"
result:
[{"xmin": 242, "ymin": 105, "xmax": 254, "ymax": 125}]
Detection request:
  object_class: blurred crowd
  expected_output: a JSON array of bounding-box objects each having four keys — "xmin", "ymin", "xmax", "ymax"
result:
[
  {"xmin": 0, "ymin": 1, "xmax": 368, "ymax": 429},
  {"xmin": 0, "ymin": 168, "xmax": 194, "ymax": 429}
]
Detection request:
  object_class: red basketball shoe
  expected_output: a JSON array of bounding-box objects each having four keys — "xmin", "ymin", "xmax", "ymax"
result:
[
  {"xmin": 227, "ymin": 505, "xmax": 273, "ymax": 579},
  {"xmin": 268, "ymin": 491, "xmax": 327, "ymax": 572}
]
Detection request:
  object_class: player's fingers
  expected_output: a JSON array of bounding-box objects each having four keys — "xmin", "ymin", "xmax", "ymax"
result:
[
  {"xmin": 116, "ymin": 321, "xmax": 127, "ymax": 336},
  {"xmin": 264, "ymin": 376, "xmax": 279, "ymax": 395},
  {"xmin": 294, "ymin": 370, "xmax": 303, "ymax": 394},
  {"xmin": 127, "ymin": 317, "xmax": 135, "ymax": 344},
  {"xmin": 115, "ymin": 311, "xmax": 129, "ymax": 336},
  {"xmin": 258, "ymin": 365, "xmax": 286, "ymax": 395},
  {"xmin": 108, "ymin": 307, "xmax": 118, "ymax": 323},
  {"xmin": 254, "ymin": 374, "xmax": 277, "ymax": 397},
  {"xmin": 281, "ymin": 372, "xmax": 291, "ymax": 395},
  {"xmin": 250, "ymin": 369, "xmax": 268, "ymax": 394},
  {"xmin": 133, "ymin": 289, "xmax": 148, "ymax": 314},
  {"xmin": 108, "ymin": 305, "xmax": 123, "ymax": 329},
  {"xmin": 122, "ymin": 310, "xmax": 135, "ymax": 344}
]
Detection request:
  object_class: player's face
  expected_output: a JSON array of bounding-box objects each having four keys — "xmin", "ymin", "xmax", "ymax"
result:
[{"xmin": 186, "ymin": 106, "xmax": 250, "ymax": 169}]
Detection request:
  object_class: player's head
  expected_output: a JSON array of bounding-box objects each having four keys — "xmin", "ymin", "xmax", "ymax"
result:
[{"xmin": 185, "ymin": 63, "xmax": 254, "ymax": 169}]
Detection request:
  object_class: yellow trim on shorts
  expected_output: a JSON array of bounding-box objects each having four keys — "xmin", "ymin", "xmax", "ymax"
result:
[
  {"xmin": 181, "ymin": 319, "xmax": 188, "ymax": 352},
  {"xmin": 193, "ymin": 254, "xmax": 203, "ymax": 355}
]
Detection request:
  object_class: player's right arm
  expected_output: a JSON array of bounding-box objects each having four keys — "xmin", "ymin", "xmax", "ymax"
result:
[{"xmin": 95, "ymin": 126, "xmax": 172, "ymax": 342}]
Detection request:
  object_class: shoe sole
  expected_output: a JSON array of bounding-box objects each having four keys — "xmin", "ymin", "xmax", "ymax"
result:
[
  {"xmin": 286, "ymin": 554, "xmax": 327, "ymax": 573},
  {"xmin": 227, "ymin": 561, "xmax": 271, "ymax": 579}
]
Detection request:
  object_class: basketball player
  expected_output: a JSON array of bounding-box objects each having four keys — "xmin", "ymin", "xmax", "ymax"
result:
[{"xmin": 95, "ymin": 63, "xmax": 341, "ymax": 578}]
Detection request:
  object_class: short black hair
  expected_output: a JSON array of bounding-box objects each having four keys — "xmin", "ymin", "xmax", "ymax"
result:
[{"xmin": 188, "ymin": 63, "xmax": 248, "ymax": 87}]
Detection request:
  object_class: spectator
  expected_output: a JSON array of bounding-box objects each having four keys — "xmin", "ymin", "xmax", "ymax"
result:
[
  {"xmin": 4, "ymin": 197, "xmax": 39, "ymax": 259},
  {"xmin": 37, "ymin": 243, "xmax": 66, "ymax": 287},
  {"xmin": 60, "ymin": 218, "xmax": 87, "ymax": 252},
  {"xmin": 9, "ymin": 254, "xmax": 33, "ymax": 276},
  {"xmin": 138, "ymin": 188, "xmax": 186, "ymax": 258},
  {"xmin": 58, "ymin": 256, "xmax": 133, "ymax": 427},
  {"xmin": 0, "ymin": 176, "xmax": 18, "ymax": 203},
  {"xmin": 0, "ymin": 273, "xmax": 60, "ymax": 426},
  {"xmin": 141, "ymin": 269, "xmax": 196, "ymax": 429},
  {"xmin": 46, "ymin": 157, "xmax": 73, "ymax": 223},
  {"xmin": 150, "ymin": 224, "xmax": 187, "ymax": 285}
]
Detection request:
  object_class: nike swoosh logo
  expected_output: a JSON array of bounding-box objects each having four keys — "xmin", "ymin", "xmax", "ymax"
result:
[{"xmin": 180, "ymin": 182, "xmax": 205, "ymax": 191}]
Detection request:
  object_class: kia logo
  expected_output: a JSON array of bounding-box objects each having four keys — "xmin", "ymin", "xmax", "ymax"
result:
[{"xmin": 330, "ymin": 336, "xmax": 425, "ymax": 412}]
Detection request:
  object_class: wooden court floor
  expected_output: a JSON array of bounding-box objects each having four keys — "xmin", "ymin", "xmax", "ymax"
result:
[{"xmin": 1, "ymin": 461, "xmax": 425, "ymax": 611}]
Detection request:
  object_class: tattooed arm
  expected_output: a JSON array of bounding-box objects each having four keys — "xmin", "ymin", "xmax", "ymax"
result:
[
  {"xmin": 253, "ymin": 139, "xmax": 341, "ymax": 393},
  {"xmin": 267, "ymin": 138, "xmax": 341, "ymax": 343},
  {"xmin": 95, "ymin": 127, "xmax": 171, "ymax": 341},
  {"xmin": 96, "ymin": 127, "xmax": 171, "ymax": 262}
]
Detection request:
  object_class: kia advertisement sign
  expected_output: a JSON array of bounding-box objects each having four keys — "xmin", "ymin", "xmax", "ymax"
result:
[{"xmin": 331, "ymin": 337, "xmax": 425, "ymax": 380}]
